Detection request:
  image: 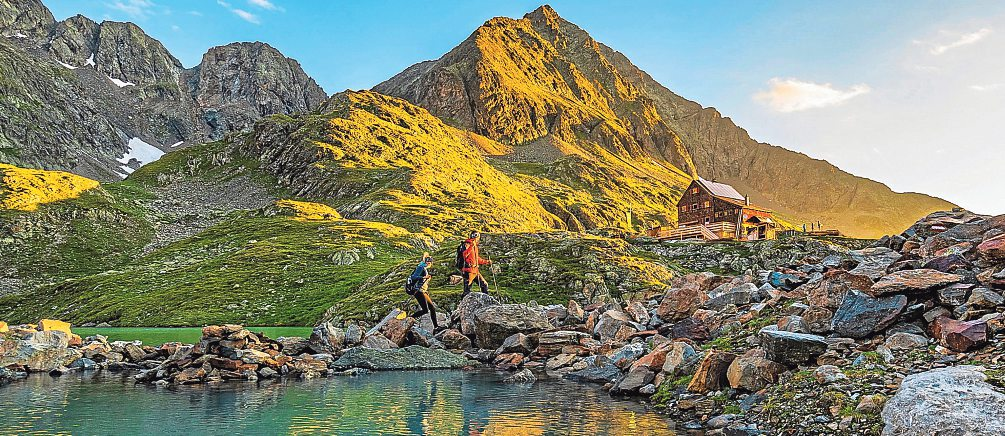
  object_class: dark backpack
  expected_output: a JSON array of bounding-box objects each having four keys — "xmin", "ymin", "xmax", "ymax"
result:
[
  {"xmin": 404, "ymin": 277, "xmax": 419, "ymax": 295},
  {"xmin": 454, "ymin": 241, "xmax": 467, "ymax": 271}
]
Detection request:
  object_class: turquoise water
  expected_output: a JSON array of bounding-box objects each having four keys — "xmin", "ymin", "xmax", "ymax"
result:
[
  {"xmin": 0, "ymin": 370, "xmax": 674, "ymax": 435},
  {"xmin": 72, "ymin": 327, "xmax": 313, "ymax": 345}
]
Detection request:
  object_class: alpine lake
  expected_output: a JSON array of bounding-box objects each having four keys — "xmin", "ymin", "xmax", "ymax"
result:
[{"xmin": 0, "ymin": 327, "xmax": 674, "ymax": 435}]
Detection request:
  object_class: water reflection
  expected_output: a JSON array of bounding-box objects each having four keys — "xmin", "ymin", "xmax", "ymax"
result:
[{"xmin": 0, "ymin": 370, "xmax": 674, "ymax": 435}]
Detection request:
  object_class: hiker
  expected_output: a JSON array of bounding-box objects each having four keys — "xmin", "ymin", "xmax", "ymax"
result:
[
  {"xmin": 406, "ymin": 252, "xmax": 441, "ymax": 330},
  {"xmin": 457, "ymin": 231, "xmax": 491, "ymax": 296}
]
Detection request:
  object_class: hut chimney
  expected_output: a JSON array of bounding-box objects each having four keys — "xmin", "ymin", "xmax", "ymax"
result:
[{"xmin": 744, "ymin": 195, "xmax": 750, "ymax": 206}]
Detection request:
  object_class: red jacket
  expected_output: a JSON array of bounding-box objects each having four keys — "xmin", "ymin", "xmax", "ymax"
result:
[{"xmin": 461, "ymin": 238, "xmax": 490, "ymax": 273}]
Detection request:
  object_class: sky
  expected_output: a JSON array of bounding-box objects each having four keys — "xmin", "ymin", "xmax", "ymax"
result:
[{"xmin": 44, "ymin": 0, "xmax": 1005, "ymax": 214}]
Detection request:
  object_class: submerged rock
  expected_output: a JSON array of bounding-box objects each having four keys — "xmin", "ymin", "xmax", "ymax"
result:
[
  {"xmin": 503, "ymin": 368, "xmax": 537, "ymax": 384},
  {"xmin": 331, "ymin": 345, "xmax": 474, "ymax": 370}
]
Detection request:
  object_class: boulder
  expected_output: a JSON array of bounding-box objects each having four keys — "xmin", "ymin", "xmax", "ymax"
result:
[
  {"xmin": 800, "ymin": 270, "xmax": 874, "ymax": 310},
  {"xmin": 457, "ymin": 292, "xmax": 499, "ymax": 336},
  {"xmin": 610, "ymin": 366, "xmax": 655, "ymax": 394},
  {"xmin": 276, "ymin": 336, "xmax": 312, "ymax": 356},
  {"xmin": 379, "ymin": 316, "xmax": 415, "ymax": 347},
  {"xmin": 931, "ymin": 317, "xmax": 987, "ymax": 352},
  {"xmin": 663, "ymin": 317, "xmax": 710, "ymax": 342},
  {"xmin": 726, "ymin": 349, "xmax": 786, "ymax": 391},
  {"xmin": 656, "ymin": 285, "xmax": 708, "ymax": 321},
  {"xmin": 760, "ymin": 330, "xmax": 828, "ymax": 366},
  {"xmin": 309, "ymin": 322, "xmax": 345, "ymax": 353},
  {"xmin": 849, "ymin": 247, "xmax": 902, "ymax": 279},
  {"xmin": 831, "ymin": 291, "xmax": 907, "ymax": 338},
  {"xmin": 884, "ymin": 332, "xmax": 929, "ymax": 350},
  {"xmin": 882, "ymin": 366, "xmax": 1005, "ymax": 435},
  {"xmin": 802, "ymin": 306, "xmax": 834, "ymax": 334},
  {"xmin": 870, "ymin": 269, "xmax": 963, "ymax": 296},
  {"xmin": 856, "ymin": 394, "xmax": 886, "ymax": 415},
  {"xmin": 967, "ymin": 288, "xmax": 1004, "ymax": 309},
  {"xmin": 438, "ymin": 329, "xmax": 471, "ymax": 350},
  {"xmin": 776, "ymin": 315, "xmax": 809, "ymax": 333},
  {"xmin": 473, "ymin": 304, "xmax": 552, "ymax": 349},
  {"xmin": 703, "ymin": 283, "xmax": 758, "ymax": 311},
  {"xmin": 360, "ymin": 334, "xmax": 397, "ymax": 350},
  {"xmin": 564, "ymin": 362, "xmax": 621, "ymax": 384},
  {"xmin": 607, "ymin": 342, "xmax": 648, "ymax": 368},
  {"xmin": 332, "ymin": 345, "xmax": 474, "ymax": 370},
  {"xmin": 345, "ymin": 323, "xmax": 363, "ymax": 346},
  {"xmin": 923, "ymin": 254, "xmax": 971, "ymax": 273},
  {"xmin": 593, "ymin": 310, "xmax": 635, "ymax": 342},
  {"xmin": 626, "ymin": 301, "xmax": 650, "ymax": 325},
  {"xmin": 536, "ymin": 330, "xmax": 589, "ymax": 356},
  {"xmin": 416, "ymin": 312, "xmax": 450, "ymax": 333},
  {"xmin": 977, "ymin": 234, "xmax": 1005, "ymax": 260},
  {"xmin": 937, "ymin": 283, "xmax": 972, "ymax": 306},
  {"xmin": 495, "ymin": 333, "xmax": 536, "ymax": 356},
  {"xmin": 546, "ymin": 353, "xmax": 578, "ymax": 370},
  {"xmin": 662, "ymin": 341, "xmax": 699, "ymax": 376},
  {"xmin": 687, "ymin": 351, "xmax": 736, "ymax": 393},
  {"xmin": 409, "ymin": 326, "xmax": 443, "ymax": 349}
]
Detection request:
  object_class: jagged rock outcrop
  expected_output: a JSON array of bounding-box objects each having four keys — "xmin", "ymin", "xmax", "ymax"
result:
[
  {"xmin": 0, "ymin": 0, "xmax": 53, "ymax": 39},
  {"xmin": 193, "ymin": 42, "xmax": 327, "ymax": 138},
  {"xmin": 0, "ymin": 2, "xmax": 327, "ymax": 181},
  {"xmin": 376, "ymin": 5, "xmax": 955, "ymax": 237}
]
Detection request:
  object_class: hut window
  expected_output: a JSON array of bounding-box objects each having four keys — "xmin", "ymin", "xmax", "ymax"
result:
[
  {"xmin": 692, "ymin": 203, "xmax": 698, "ymax": 211},
  {"xmin": 703, "ymin": 201, "xmax": 710, "ymax": 208}
]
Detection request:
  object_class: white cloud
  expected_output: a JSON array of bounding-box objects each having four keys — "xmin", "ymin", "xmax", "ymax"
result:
[
  {"xmin": 970, "ymin": 83, "xmax": 1003, "ymax": 91},
  {"xmin": 232, "ymin": 9, "xmax": 260, "ymax": 24},
  {"xmin": 217, "ymin": 0, "xmax": 261, "ymax": 24},
  {"xmin": 107, "ymin": 0, "xmax": 155, "ymax": 20},
  {"xmin": 753, "ymin": 78, "xmax": 871, "ymax": 113},
  {"xmin": 187, "ymin": 10, "xmax": 203, "ymax": 16},
  {"xmin": 248, "ymin": 0, "xmax": 283, "ymax": 11},
  {"xmin": 926, "ymin": 28, "xmax": 992, "ymax": 55}
]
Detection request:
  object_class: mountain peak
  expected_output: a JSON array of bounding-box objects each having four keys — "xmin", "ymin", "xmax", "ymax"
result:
[{"xmin": 524, "ymin": 4, "xmax": 560, "ymax": 21}]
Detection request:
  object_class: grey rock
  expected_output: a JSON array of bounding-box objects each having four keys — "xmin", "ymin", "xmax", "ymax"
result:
[
  {"xmin": 564, "ymin": 363, "xmax": 621, "ymax": 384},
  {"xmin": 473, "ymin": 304, "xmax": 552, "ymax": 349},
  {"xmin": 882, "ymin": 366, "xmax": 1005, "ymax": 435},
  {"xmin": 502, "ymin": 368, "xmax": 537, "ymax": 384},
  {"xmin": 760, "ymin": 330, "xmax": 828, "ymax": 366},
  {"xmin": 831, "ymin": 291, "xmax": 907, "ymax": 338},
  {"xmin": 456, "ymin": 292, "xmax": 499, "ymax": 336}
]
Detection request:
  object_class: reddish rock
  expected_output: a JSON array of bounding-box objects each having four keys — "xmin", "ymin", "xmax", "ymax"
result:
[
  {"xmin": 687, "ymin": 351, "xmax": 737, "ymax": 393},
  {"xmin": 438, "ymin": 329, "xmax": 471, "ymax": 350},
  {"xmin": 380, "ymin": 316, "xmax": 415, "ymax": 347},
  {"xmin": 931, "ymin": 316, "xmax": 987, "ymax": 352},
  {"xmin": 870, "ymin": 269, "xmax": 962, "ymax": 296},
  {"xmin": 800, "ymin": 270, "xmax": 874, "ymax": 310},
  {"xmin": 536, "ymin": 330, "xmax": 589, "ymax": 356},
  {"xmin": 978, "ymin": 235, "xmax": 1005, "ymax": 260},
  {"xmin": 656, "ymin": 285, "xmax": 707, "ymax": 322},
  {"xmin": 802, "ymin": 306, "xmax": 834, "ymax": 334},
  {"xmin": 174, "ymin": 367, "xmax": 206, "ymax": 384},
  {"xmin": 661, "ymin": 317, "xmax": 710, "ymax": 342},
  {"xmin": 726, "ymin": 349, "xmax": 786, "ymax": 392},
  {"xmin": 632, "ymin": 342, "xmax": 672, "ymax": 370}
]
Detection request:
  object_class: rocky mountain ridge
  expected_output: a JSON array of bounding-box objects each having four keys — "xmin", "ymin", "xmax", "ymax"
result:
[
  {"xmin": 376, "ymin": 5, "xmax": 956, "ymax": 238},
  {"xmin": 0, "ymin": 0, "xmax": 326, "ymax": 181}
]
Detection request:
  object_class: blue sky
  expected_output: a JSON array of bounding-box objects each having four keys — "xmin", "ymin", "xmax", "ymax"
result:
[{"xmin": 44, "ymin": 1, "xmax": 1005, "ymax": 214}]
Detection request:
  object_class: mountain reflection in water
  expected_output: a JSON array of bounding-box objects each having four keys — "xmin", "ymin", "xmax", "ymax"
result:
[{"xmin": 0, "ymin": 369, "xmax": 674, "ymax": 435}]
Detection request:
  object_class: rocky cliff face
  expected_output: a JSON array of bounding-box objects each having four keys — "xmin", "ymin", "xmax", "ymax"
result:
[
  {"xmin": 0, "ymin": 0, "xmax": 53, "ymax": 39},
  {"xmin": 376, "ymin": 5, "xmax": 955, "ymax": 237},
  {"xmin": 0, "ymin": 2, "xmax": 327, "ymax": 181}
]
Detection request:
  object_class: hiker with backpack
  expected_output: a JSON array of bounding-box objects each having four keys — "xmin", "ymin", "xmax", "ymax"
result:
[
  {"xmin": 456, "ymin": 231, "xmax": 491, "ymax": 296},
  {"xmin": 405, "ymin": 252, "xmax": 441, "ymax": 331}
]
